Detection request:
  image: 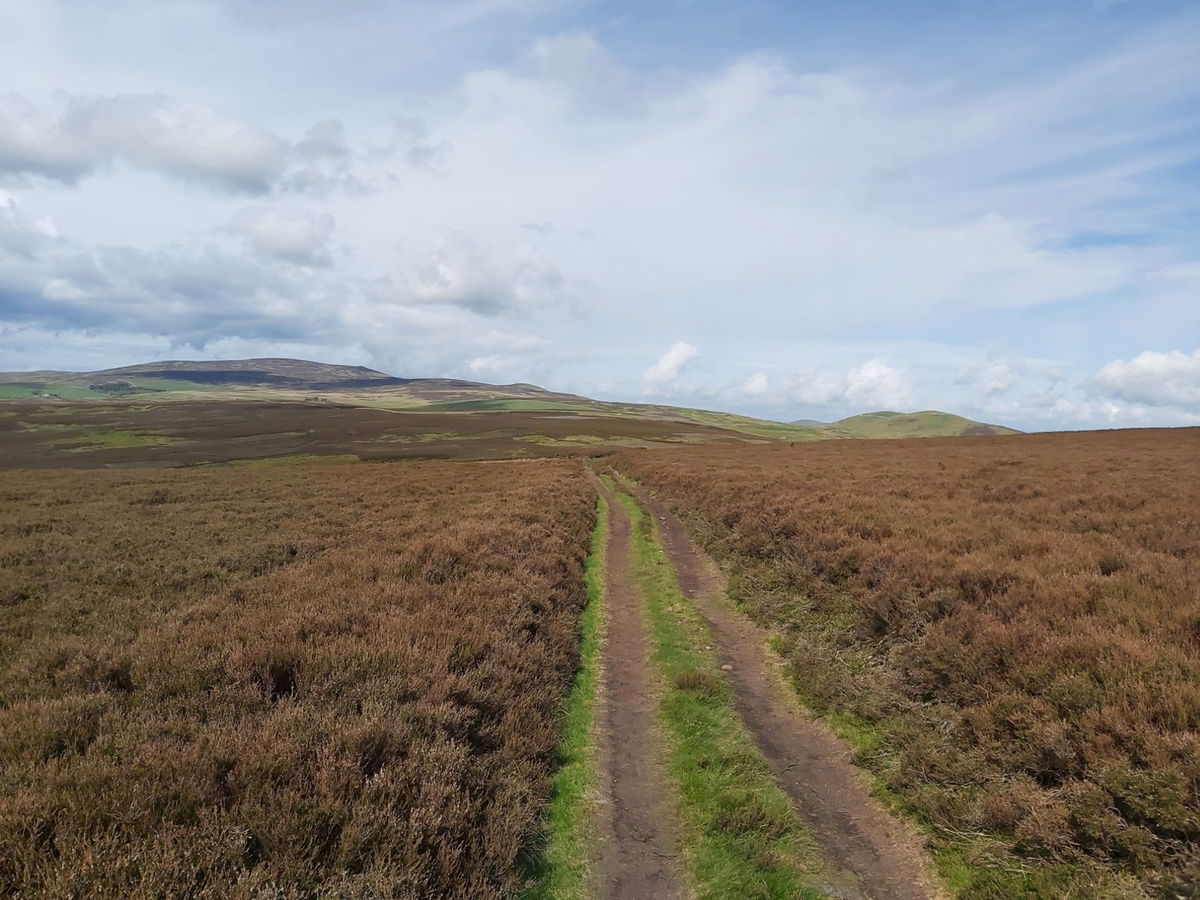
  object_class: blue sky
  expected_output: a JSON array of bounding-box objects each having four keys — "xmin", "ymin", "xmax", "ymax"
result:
[{"xmin": 1, "ymin": 0, "xmax": 1197, "ymax": 430}]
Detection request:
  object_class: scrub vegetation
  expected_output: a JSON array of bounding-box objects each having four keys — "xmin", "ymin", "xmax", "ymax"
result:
[
  {"xmin": 522, "ymin": 496, "xmax": 608, "ymax": 900},
  {"xmin": 0, "ymin": 459, "xmax": 595, "ymax": 898},
  {"xmin": 612, "ymin": 428, "xmax": 1200, "ymax": 897}
]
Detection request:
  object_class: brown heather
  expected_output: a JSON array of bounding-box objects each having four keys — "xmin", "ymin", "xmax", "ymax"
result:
[
  {"xmin": 0, "ymin": 460, "xmax": 594, "ymax": 898},
  {"xmin": 612, "ymin": 428, "xmax": 1200, "ymax": 895}
]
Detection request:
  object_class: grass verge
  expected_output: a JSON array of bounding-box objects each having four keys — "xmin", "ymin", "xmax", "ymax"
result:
[
  {"xmin": 48, "ymin": 430, "xmax": 184, "ymax": 451},
  {"xmin": 522, "ymin": 494, "xmax": 608, "ymax": 899},
  {"xmin": 612, "ymin": 484, "xmax": 832, "ymax": 900}
]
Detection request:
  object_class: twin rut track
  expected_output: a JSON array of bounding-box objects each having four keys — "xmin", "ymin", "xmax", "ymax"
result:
[
  {"xmin": 592, "ymin": 476, "xmax": 686, "ymax": 899},
  {"xmin": 591, "ymin": 472, "xmax": 943, "ymax": 899}
]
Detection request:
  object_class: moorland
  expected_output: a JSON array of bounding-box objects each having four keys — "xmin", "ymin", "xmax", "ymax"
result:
[
  {"xmin": 613, "ymin": 428, "xmax": 1200, "ymax": 896},
  {"xmin": 0, "ymin": 358, "xmax": 1016, "ymax": 469},
  {"xmin": 1, "ymin": 460, "xmax": 593, "ymax": 897},
  {"xmin": 1, "ymin": 357, "xmax": 1195, "ymax": 899}
]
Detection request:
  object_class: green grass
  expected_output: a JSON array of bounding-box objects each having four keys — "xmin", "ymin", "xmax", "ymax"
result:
[
  {"xmin": 425, "ymin": 399, "xmax": 595, "ymax": 412},
  {"xmin": 363, "ymin": 431, "xmax": 467, "ymax": 444},
  {"xmin": 522, "ymin": 496, "xmax": 608, "ymax": 899},
  {"xmin": 822, "ymin": 411, "xmax": 1019, "ymax": 439},
  {"xmin": 223, "ymin": 454, "xmax": 362, "ymax": 467},
  {"xmin": 650, "ymin": 408, "xmax": 824, "ymax": 442},
  {"xmin": 42, "ymin": 429, "xmax": 184, "ymax": 451},
  {"xmin": 611, "ymin": 484, "xmax": 832, "ymax": 899},
  {"xmin": 515, "ymin": 434, "xmax": 650, "ymax": 448},
  {"xmin": 111, "ymin": 376, "xmax": 214, "ymax": 393},
  {"xmin": 0, "ymin": 383, "xmax": 99, "ymax": 400}
]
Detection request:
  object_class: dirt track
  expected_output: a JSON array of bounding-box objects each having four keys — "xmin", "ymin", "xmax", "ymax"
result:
[
  {"xmin": 626, "ymin": 480, "xmax": 944, "ymax": 900},
  {"xmin": 592, "ymin": 476, "xmax": 686, "ymax": 899}
]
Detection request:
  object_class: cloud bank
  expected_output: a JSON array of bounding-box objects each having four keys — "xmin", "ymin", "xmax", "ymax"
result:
[{"xmin": 0, "ymin": 2, "xmax": 1197, "ymax": 429}]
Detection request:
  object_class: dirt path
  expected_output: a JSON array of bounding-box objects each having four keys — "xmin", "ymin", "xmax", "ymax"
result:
[
  {"xmin": 626, "ymin": 481, "xmax": 945, "ymax": 900},
  {"xmin": 591, "ymin": 476, "xmax": 687, "ymax": 900}
]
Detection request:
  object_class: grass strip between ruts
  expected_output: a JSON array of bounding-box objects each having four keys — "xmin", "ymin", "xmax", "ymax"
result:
[{"xmin": 612, "ymin": 483, "xmax": 832, "ymax": 900}]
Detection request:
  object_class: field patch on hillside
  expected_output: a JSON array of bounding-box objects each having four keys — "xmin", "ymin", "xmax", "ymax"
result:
[
  {"xmin": 0, "ymin": 400, "xmax": 753, "ymax": 467},
  {"xmin": 0, "ymin": 460, "xmax": 594, "ymax": 897},
  {"xmin": 612, "ymin": 429, "xmax": 1200, "ymax": 896}
]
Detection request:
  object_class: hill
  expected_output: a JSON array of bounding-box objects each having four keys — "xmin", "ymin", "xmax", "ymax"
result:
[
  {"xmin": 0, "ymin": 358, "xmax": 825, "ymax": 440},
  {"xmin": 94, "ymin": 358, "xmax": 406, "ymax": 389},
  {"xmin": 821, "ymin": 410, "xmax": 1020, "ymax": 439},
  {"xmin": 0, "ymin": 359, "xmax": 1020, "ymax": 461}
]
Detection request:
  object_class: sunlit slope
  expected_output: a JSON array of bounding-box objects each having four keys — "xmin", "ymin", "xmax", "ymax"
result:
[
  {"xmin": 821, "ymin": 410, "xmax": 1021, "ymax": 438},
  {"xmin": 0, "ymin": 359, "xmax": 1019, "ymax": 442}
]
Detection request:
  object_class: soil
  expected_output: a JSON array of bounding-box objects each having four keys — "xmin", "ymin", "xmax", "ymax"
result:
[
  {"xmin": 591, "ymin": 475, "xmax": 687, "ymax": 900},
  {"xmin": 627, "ymin": 481, "xmax": 946, "ymax": 900}
]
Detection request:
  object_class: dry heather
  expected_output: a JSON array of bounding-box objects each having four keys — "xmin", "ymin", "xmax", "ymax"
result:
[
  {"xmin": 0, "ymin": 460, "xmax": 594, "ymax": 898},
  {"xmin": 612, "ymin": 429, "xmax": 1200, "ymax": 895}
]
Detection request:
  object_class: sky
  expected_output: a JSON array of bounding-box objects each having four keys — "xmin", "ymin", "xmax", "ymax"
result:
[{"xmin": 0, "ymin": 0, "xmax": 1198, "ymax": 430}]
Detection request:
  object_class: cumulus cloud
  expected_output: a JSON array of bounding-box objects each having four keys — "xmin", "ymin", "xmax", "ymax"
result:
[
  {"xmin": 758, "ymin": 359, "xmax": 915, "ymax": 411},
  {"xmin": 0, "ymin": 93, "xmax": 289, "ymax": 191},
  {"xmin": 956, "ymin": 359, "xmax": 1016, "ymax": 397},
  {"xmin": 643, "ymin": 341, "xmax": 699, "ymax": 394},
  {"xmin": 844, "ymin": 359, "xmax": 915, "ymax": 409},
  {"xmin": 231, "ymin": 205, "xmax": 335, "ymax": 266},
  {"xmin": 293, "ymin": 119, "xmax": 349, "ymax": 161},
  {"xmin": 1, "ymin": 8, "xmax": 1198, "ymax": 427},
  {"xmin": 743, "ymin": 372, "xmax": 769, "ymax": 396},
  {"xmin": 0, "ymin": 94, "xmax": 449, "ymax": 197},
  {"xmin": 0, "ymin": 184, "xmax": 567, "ymax": 375},
  {"xmin": 394, "ymin": 232, "xmax": 577, "ymax": 316},
  {"xmin": 0, "ymin": 190, "xmax": 327, "ymax": 344},
  {"xmin": 0, "ymin": 189, "xmax": 55, "ymax": 258},
  {"xmin": 0, "ymin": 214, "xmax": 555, "ymax": 371},
  {"xmin": 1090, "ymin": 349, "xmax": 1200, "ymax": 409}
]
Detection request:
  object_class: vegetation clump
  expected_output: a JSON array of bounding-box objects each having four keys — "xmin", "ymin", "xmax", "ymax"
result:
[
  {"xmin": 0, "ymin": 460, "xmax": 595, "ymax": 898},
  {"xmin": 613, "ymin": 428, "xmax": 1200, "ymax": 896}
]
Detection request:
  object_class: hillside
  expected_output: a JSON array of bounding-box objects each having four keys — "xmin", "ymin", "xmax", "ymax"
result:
[
  {"xmin": 821, "ymin": 410, "xmax": 1020, "ymax": 439},
  {"xmin": 96, "ymin": 358, "xmax": 406, "ymax": 388},
  {"xmin": 0, "ymin": 358, "xmax": 1019, "ymax": 445}
]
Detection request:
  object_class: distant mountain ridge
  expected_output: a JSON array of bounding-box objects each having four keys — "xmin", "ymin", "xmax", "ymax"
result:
[
  {"xmin": 93, "ymin": 358, "xmax": 408, "ymax": 391},
  {"xmin": 0, "ymin": 357, "xmax": 1020, "ymax": 440}
]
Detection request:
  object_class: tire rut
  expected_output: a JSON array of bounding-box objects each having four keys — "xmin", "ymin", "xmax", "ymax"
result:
[
  {"xmin": 591, "ymin": 475, "xmax": 687, "ymax": 900},
  {"xmin": 626, "ymin": 480, "xmax": 945, "ymax": 900}
]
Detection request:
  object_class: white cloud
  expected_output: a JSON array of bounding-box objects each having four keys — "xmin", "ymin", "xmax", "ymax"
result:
[
  {"xmin": 0, "ymin": 94, "xmax": 436, "ymax": 198},
  {"xmin": 532, "ymin": 32, "xmax": 633, "ymax": 110},
  {"xmin": 844, "ymin": 359, "xmax": 915, "ymax": 409},
  {"xmin": 0, "ymin": 188, "xmax": 57, "ymax": 258},
  {"xmin": 956, "ymin": 359, "xmax": 1016, "ymax": 397},
  {"xmin": 745, "ymin": 358, "xmax": 915, "ymax": 412},
  {"xmin": 1090, "ymin": 349, "xmax": 1200, "ymax": 409},
  {"xmin": 743, "ymin": 372, "xmax": 769, "ymax": 396},
  {"xmin": 231, "ymin": 205, "xmax": 335, "ymax": 266},
  {"xmin": 0, "ymin": 93, "xmax": 289, "ymax": 191},
  {"xmin": 0, "ymin": 7, "xmax": 1198, "ymax": 430},
  {"xmin": 393, "ymin": 231, "xmax": 577, "ymax": 316},
  {"xmin": 643, "ymin": 341, "xmax": 699, "ymax": 394},
  {"xmin": 293, "ymin": 119, "xmax": 348, "ymax": 161}
]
